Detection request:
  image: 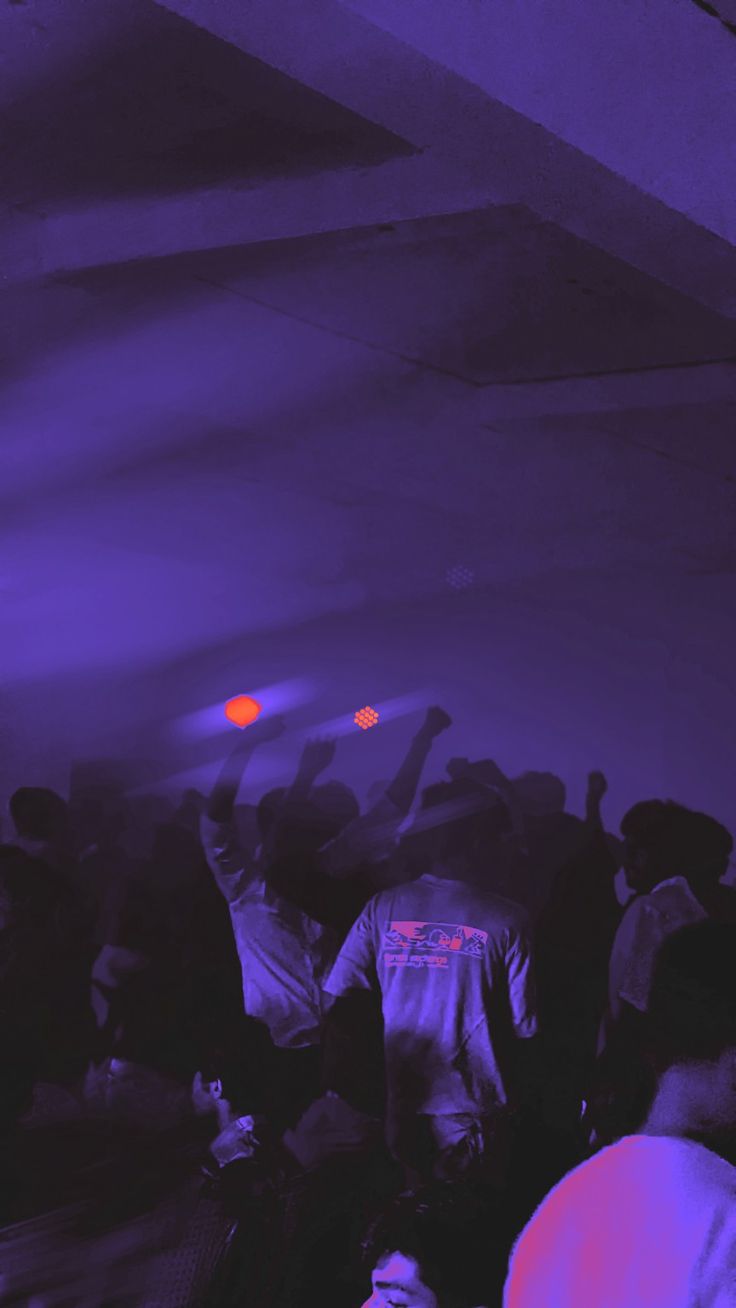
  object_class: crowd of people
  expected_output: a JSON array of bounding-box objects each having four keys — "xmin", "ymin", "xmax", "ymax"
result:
[{"xmin": 1, "ymin": 706, "xmax": 735, "ymax": 1305}]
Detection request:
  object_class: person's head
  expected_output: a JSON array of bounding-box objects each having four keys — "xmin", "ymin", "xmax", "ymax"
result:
[
  {"xmin": 360, "ymin": 1186, "xmax": 497, "ymax": 1308},
  {"xmin": 620, "ymin": 799, "xmax": 689, "ymax": 894},
  {"xmin": 510, "ymin": 771, "xmax": 566, "ymax": 818},
  {"xmin": 192, "ymin": 1017, "xmax": 274, "ymax": 1127},
  {"xmin": 312, "ymin": 780, "xmax": 360, "ymax": 837},
  {"xmin": 259, "ymin": 782, "xmax": 361, "ymax": 863},
  {"xmin": 670, "ymin": 809, "xmax": 733, "ymax": 891},
  {"xmin": 256, "ymin": 787, "xmax": 287, "ymax": 850},
  {"xmin": 9, "ymin": 787, "xmax": 69, "ymax": 845},
  {"xmin": 644, "ymin": 921, "xmax": 736, "ymax": 1140},
  {"xmin": 283, "ymin": 782, "xmax": 360, "ymax": 857},
  {"xmin": 413, "ymin": 779, "xmax": 512, "ymax": 876}
]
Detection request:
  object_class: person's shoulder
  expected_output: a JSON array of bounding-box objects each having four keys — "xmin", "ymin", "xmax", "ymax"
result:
[
  {"xmin": 472, "ymin": 887, "xmax": 532, "ymax": 934},
  {"xmin": 510, "ymin": 1136, "xmax": 736, "ymax": 1293},
  {"xmin": 362, "ymin": 885, "xmax": 398, "ymax": 917},
  {"xmin": 646, "ymin": 878, "xmax": 704, "ymax": 921},
  {"xmin": 595, "ymin": 1135, "xmax": 736, "ymax": 1187},
  {"xmin": 663, "ymin": 1137, "xmax": 736, "ymax": 1192},
  {"xmin": 615, "ymin": 891, "xmax": 650, "ymax": 932}
]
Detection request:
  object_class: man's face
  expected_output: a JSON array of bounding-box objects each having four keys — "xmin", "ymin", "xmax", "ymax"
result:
[{"xmin": 361, "ymin": 1252, "xmax": 438, "ymax": 1308}]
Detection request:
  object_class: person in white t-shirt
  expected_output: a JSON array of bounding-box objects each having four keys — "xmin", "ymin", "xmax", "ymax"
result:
[
  {"xmin": 325, "ymin": 778, "xmax": 538, "ymax": 1186},
  {"xmin": 606, "ymin": 800, "xmax": 708, "ymax": 1027},
  {"xmin": 200, "ymin": 709, "xmax": 452, "ymax": 1124},
  {"xmin": 505, "ymin": 919, "xmax": 736, "ymax": 1307},
  {"xmin": 591, "ymin": 801, "xmax": 715, "ymax": 1144}
]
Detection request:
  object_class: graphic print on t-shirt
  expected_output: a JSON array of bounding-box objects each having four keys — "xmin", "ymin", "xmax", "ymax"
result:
[{"xmin": 382, "ymin": 920, "xmax": 488, "ymax": 968}]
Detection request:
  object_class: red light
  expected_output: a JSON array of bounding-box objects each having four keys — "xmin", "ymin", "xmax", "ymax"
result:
[
  {"xmin": 354, "ymin": 705, "xmax": 379, "ymax": 730},
  {"xmin": 225, "ymin": 695, "xmax": 262, "ymax": 728}
]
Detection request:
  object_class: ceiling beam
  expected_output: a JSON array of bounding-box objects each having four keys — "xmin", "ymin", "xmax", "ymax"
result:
[
  {"xmin": 3, "ymin": 0, "xmax": 736, "ymax": 330},
  {"xmin": 150, "ymin": 0, "xmax": 736, "ymax": 322},
  {"xmin": 469, "ymin": 360, "xmax": 736, "ymax": 423}
]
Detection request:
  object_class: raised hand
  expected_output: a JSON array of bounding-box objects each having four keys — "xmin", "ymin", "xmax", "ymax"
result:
[
  {"xmin": 298, "ymin": 736, "xmax": 337, "ymax": 779},
  {"xmin": 422, "ymin": 706, "xmax": 453, "ymax": 739},
  {"xmin": 587, "ymin": 771, "xmax": 608, "ymax": 802}
]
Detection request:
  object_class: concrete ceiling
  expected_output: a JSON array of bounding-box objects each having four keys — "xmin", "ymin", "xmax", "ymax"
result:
[{"xmin": 1, "ymin": 0, "xmax": 735, "ymax": 833}]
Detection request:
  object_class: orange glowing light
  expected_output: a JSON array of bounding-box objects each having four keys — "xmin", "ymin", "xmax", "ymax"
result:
[
  {"xmin": 225, "ymin": 695, "xmax": 262, "ymax": 728},
  {"xmin": 354, "ymin": 705, "xmax": 380, "ymax": 730}
]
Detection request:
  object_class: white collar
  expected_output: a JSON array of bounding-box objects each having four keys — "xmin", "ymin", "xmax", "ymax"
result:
[{"xmin": 651, "ymin": 876, "xmax": 694, "ymax": 895}]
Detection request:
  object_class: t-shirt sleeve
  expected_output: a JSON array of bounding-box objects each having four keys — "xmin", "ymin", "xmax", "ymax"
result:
[
  {"xmin": 609, "ymin": 897, "xmax": 656, "ymax": 1014},
  {"xmin": 505, "ymin": 921, "xmax": 538, "ymax": 1038},
  {"xmin": 323, "ymin": 901, "xmax": 377, "ymax": 997}
]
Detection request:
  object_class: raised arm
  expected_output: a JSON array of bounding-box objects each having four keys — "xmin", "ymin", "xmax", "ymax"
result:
[
  {"xmin": 320, "ymin": 707, "xmax": 453, "ymax": 878},
  {"xmin": 585, "ymin": 771, "xmax": 608, "ymax": 833},
  {"xmin": 201, "ymin": 715, "xmax": 285, "ymax": 902},
  {"xmin": 283, "ymin": 737, "xmax": 337, "ymax": 806},
  {"xmin": 385, "ymin": 706, "xmax": 452, "ymax": 815}
]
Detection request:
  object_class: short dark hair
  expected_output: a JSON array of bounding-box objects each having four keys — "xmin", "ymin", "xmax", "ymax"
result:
[
  {"xmin": 361, "ymin": 1185, "xmax": 500, "ymax": 1308},
  {"xmin": 621, "ymin": 802, "xmax": 733, "ymax": 885},
  {"xmin": 417, "ymin": 777, "xmax": 511, "ymax": 861},
  {"xmin": 10, "ymin": 788, "xmax": 68, "ymax": 842},
  {"xmin": 620, "ymin": 800, "xmax": 690, "ymax": 877},
  {"xmin": 258, "ymin": 783, "xmax": 360, "ymax": 853},
  {"xmin": 512, "ymin": 770, "xmax": 566, "ymax": 814},
  {"xmin": 671, "ymin": 809, "xmax": 733, "ymax": 883},
  {"xmin": 647, "ymin": 920, "xmax": 736, "ymax": 1069},
  {"xmin": 620, "ymin": 799, "xmax": 678, "ymax": 843},
  {"xmin": 312, "ymin": 781, "xmax": 360, "ymax": 828}
]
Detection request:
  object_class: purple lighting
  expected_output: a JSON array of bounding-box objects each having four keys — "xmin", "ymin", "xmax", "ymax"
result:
[{"xmin": 3, "ymin": 10, "xmax": 736, "ymax": 1307}]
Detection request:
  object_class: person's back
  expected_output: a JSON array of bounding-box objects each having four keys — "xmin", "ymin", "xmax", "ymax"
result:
[
  {"xmin": 325, "ymin": 780, "xmax": 537, "ymax": 1182},
  {"xmin": 506, "ymin": 920, "xmax": 736, "ymax": 1306},
  {"xmin": 201, "ymin": 782, "xmax": 340, "ymax": 1052},
  {"xmin": 504, "ymin": 1134, "xmax": 736, "ymax": 1307}
]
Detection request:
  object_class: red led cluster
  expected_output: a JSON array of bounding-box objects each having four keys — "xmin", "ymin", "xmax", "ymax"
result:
[{"xmin": 354, "ymin": 705, "xmax": 380, "ymax": 730}]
